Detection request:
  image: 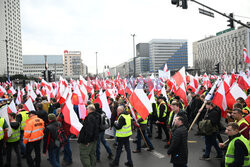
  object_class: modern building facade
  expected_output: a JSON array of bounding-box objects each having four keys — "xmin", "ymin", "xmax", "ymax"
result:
[
  {"xmin": 23, "ymin": 55, "xmax": 64, "ymax": 80},
  {"xmin": 193, "ymin": 25, "xmax": 250, "ymax": 73},
  {"xmin": 135, "ymin": 57, "xmax": 150, "ymax": 76},
  {"xmin": 149, "ymin": 39, "xmax": 188, "ymax": 73},
  {"xmin": 0, "ymin": 0, "xmax": 23, "ymax": 76},
  {"xmin": 64, "ymin": 50, "xmax": 88, "ymax": 78},
  {"xmin": 136, "ymin": 43, "xmax": 149, "ymax": 57}
]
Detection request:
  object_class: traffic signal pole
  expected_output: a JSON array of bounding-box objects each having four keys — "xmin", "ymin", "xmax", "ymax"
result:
[{"xmin": 190, "ymin": 0, "xmax": 250, "ymax": 29}]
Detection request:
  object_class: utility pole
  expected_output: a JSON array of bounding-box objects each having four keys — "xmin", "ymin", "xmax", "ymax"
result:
[
  {"xmin": 96, "ymin": 52, "xmax": 98, "ymax": 76},
  {"xmin": 131, "ymin": 34, "xmax": 136, "ymax": 77},
  {"xmin": 5, "ymin": 39, "xmax": 9, "ymax": 79}
]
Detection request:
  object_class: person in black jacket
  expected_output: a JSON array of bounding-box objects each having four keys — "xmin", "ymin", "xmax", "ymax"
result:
[
  {"xmin": 78, "ymin": 104, "xmax": 100, "ymax": 167},
  {"xmin": 36, "ymin": 103, "xmax": 48, "ymax": 125},
  {"xmin": 167, "ymin": 116, "xmax": 188, "ymax": 167},
  {"xmin": 43, "ymin": 113, "xmax": 61, "ymax": 167},
  {"xmin": 94, "ymin": 103, "xmax": 113, "ymax": 162},
  {"xmin": 200, "ymin": 101, "xmax": 222, "ymax": 160}
]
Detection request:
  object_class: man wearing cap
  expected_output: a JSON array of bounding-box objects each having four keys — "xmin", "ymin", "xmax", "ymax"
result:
[
  {"xmin": 23, "ymin": 111, "xmax": 45, "ymax": 167},
  {"xmin": 43, "ymin": 113, "xmax": 62, "ymax": 167}
]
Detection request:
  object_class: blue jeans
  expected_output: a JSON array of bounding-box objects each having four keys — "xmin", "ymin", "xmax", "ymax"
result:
[
  {"xmin": 114, "ymin": 137, "xmax": 133, "ymax": 165},
  {"xmin": 48, "ymin": 147, "xmax": 60, "ymax": 167},
  {"xmin": 20, "ymin": 131, "xmax": 26, "ymax": 155},
  {"xmin": 204, "ymin": 134, "xmax": 222, "ymax": 157},
  {"xmin": 63, "ymin": 136, "xmax": 72, "ymax": 163},
  {"xmin": 96, "ymin": 131, "xmax": 112, "ymax": 160},
  {"xmin": 136, "ymin": 128, "xmax": 154, "ymax": 150},
  {"xmin": 113, "ymin": 128, "xmax": 117, "ymax": 144}
]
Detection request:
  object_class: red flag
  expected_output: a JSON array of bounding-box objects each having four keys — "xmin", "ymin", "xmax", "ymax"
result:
[{"xmin": 243, "ymin": 48, "xmax": 250, "ymax": 64}]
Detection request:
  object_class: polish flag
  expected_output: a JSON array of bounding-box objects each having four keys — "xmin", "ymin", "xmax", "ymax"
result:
[
  {"xmin": 237, "ymin": 73, "xmax": 250, "ymax": 91},
  {"xmin": 226, "ymin": 83, "xmax": 247, "ymax": 109},
  {"xmin": 99, "ymin": 91, "xmax": 112, "ymax": 118},
  {"xmin": 167, "ymin": 78, "xmax": 177, "ymax": 93},
  {"xmin": 230, "ymin": 70, "xmax": 236, "ymax": 86},
  {"xmin": 129, "ymin": 85, "xmax": 152, "ymax": 120},
  {"xmin": 172, "ymin": 67, "xmax": 186, "ymax": 87},
  {"xmin": 148, "ymin": 88, "xmax": 156, "ymax": 104},
  {"xmin": 117, "ymin": 72, "xmax": 120, "ymax": 80},
  {"xmin": 175, "ymin": 82, "xmax": 188, "ymax": 106},
  {"xmin": 128, "ymin": 103, "xmax": 139, "ymax": 127},
  {"xmin": 160, "ymin": 86, "xmax": 169, "ymax": 102},
  {"xmin": 24, "ymin": 98, "xmax": 35, "ymax": 112},
  {"xmin": 7, "ymin": 87, "xmax": 16, "ymax": 95},
  {"xmin": 212, "ymin": 82, "xmax": 227, "ymax": 118},
  {"xmin": 0, "ymin": 105, "xmax": 12, "ymax": 137},
  {"xmin": 243, "ymin": 48, "xmax": 250, "ymax": 64},
  {"xmin": 15, "ymin": 87, "xmax": 22, "ymax": 105},
  {"xmin": 59, "ymin": 86, "xmax": 70, "ymax": 104},
  {"xmin": 245, "ymin": 95, "xmax": 250, "ymax": 109},
  {"xmin": 7, "ymin": 100, "xmax": 17, "ymax": 114},
  {"xmin": 61, "ymin": 92, "xmax": 83, "ymax": 136},
  {"xmin": 163, "ymin": 63, "xmax": 168, "ymax": 72},
  {"xmin": 0, "ymin": 85, "xmax": 7, "ymax": 94},
  {"xmin": 223, "ymin": 75, "xmax": 230, "ymax": 93}
]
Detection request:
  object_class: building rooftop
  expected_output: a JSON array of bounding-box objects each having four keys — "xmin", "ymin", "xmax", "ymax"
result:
[{"xmin": 23, "ymin": 55, "xmax": 63, "ymax": 64}]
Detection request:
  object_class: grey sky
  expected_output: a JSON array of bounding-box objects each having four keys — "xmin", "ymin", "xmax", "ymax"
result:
[{"xmin": 20, "ymin": 0, "xmax": 250, "ymax": 74}]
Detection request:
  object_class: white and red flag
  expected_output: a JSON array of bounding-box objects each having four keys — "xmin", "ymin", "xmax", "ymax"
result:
[
  {"xmin": 61, "ymin": 92, "xmax": 83, "ymax": 136},
  {"xmin": 24, "ymin": 98, "xmax": 35, "ymax": 112},
  {"xmin": 243, "ymin": 48, "xmax": 250, "ymax": 64},
  {"xmin": 7, "ymin": 86, "xmax": 16, "ymax": 95},
  {"xmin": 163, "ymin": 63, "xmax": 168, "ymax": 72},
  {"xmin": 226, "ymin": 83, "xmax": 247, "ymax": 109},
  {"xmin": 175, "ymin": 82, "xmax": 188, "ymax": 106},
  {"xmin": 7, "ymin": 100, "xmax": 17, "ymax": 114},
  {"xmin": 15, "ymin": 87, "xmax": 22, "ymax": 105},
  {"xmin": 129, "ymin": 84, "xmax": 152, "ymax": 120},
  {"xmin": 212, "ymin": 82, "xmax": 227, "ymax": 118},
  {"xmin": 172, "ymin": 66, "xmax": 186, "ymax": 87}
]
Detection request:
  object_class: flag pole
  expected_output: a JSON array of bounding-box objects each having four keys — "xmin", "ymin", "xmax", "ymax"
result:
[{"xmin": 188, "ymin": 101, "xmax": 207, "ymax": 133}]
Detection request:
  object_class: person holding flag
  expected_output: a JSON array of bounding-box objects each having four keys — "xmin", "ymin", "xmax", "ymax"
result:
[
  {"xmin": 0, "ymin": 115, "xmax": 9, "ymax": 167},
  {"xmin": 132, "ymin": 111, "xmax": 154, "ymax": 153}
]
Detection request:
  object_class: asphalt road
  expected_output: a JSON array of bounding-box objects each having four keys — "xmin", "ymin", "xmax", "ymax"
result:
[{"xmin": 4, "ymin": 125, "xmax": 226, "ymax": 167}]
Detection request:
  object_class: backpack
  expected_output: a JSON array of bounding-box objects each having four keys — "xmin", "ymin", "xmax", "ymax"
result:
[
  {"xmin": 100, "ymin": 112, "xmax": 111, "ymax": 131},
  {"xmin": 53, "ymin": 123, "xmax": 67, "ymax": 148}
]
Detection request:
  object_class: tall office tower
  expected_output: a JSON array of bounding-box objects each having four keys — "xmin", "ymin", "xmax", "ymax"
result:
[{"xmin": 0, "ymin": 0, "xmax": 23, "ymax": 76}]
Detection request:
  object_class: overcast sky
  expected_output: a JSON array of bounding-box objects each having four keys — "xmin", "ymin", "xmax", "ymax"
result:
[{"xmin": 20, "ymin": 0, "xmax": 250, "ymax": 74}]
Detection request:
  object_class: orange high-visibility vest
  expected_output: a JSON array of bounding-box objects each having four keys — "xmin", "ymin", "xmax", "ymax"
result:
[{"xmin": 23, "ymin": 115, "xmax": 44, "ymax": 144}]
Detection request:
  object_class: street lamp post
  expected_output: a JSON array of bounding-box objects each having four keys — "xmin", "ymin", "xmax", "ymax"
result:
[
  {"xmin": 131, "ymin": 34, "xmax": 136, "ymax": 77},
  {"xmin": 96, "ymin": 52, "xmax": 98, "ymax": 76}
]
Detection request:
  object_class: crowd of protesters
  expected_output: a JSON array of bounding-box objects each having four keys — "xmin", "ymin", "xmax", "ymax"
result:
[{"xmin": 0, "ymin": 77, "xmax": 249, "ymax": 167}]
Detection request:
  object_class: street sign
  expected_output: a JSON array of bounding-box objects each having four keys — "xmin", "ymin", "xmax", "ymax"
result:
[
  {"xmin": 216, "ymin": 28, "xmax": 235, "ymax": 36},
  {"xmin": 199, "ymin": 8, "xmax": 214, "ymax": 18}
]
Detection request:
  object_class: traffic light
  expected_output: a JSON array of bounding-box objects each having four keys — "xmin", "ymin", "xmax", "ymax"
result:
[
  {"xmin": 214, "ymin": 63, "xmax": 220, "ymax": 74},
  {"xmin": 227, "ymin": 13, "xmax": 235, "ymax": 29},
  {"xmin": 171, "ymin": 0, "xmax": 187, "ymax": 9},
  {"xmin": 171, "ymin": 0, "xmax": 179, "ymax": 6},
  {"xmin": 41, "ymin": 70, "xmax": 46, "ymax": 81},
  {"xmin": 181, "ymin": 0, "xmax": 188, "ymax": 9},
  {"xmin": 48, "ymin": 70, "xmax": 53, "ymax": 82}
]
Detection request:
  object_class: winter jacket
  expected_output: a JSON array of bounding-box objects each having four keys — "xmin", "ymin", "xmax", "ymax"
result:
[
  {"xmin": 78, "ymin": 112, "xmax": 100, "ymax": 144},
  {"xmin": 167, "ymin": 125, "xmax": 188, "ymax": 165},
  {"xmin": 43, "ymin": 120, "xmax": 62, "ymax": 153},
  {"xmin": 57, "ymin": 113, "xmax": 71, "ymax": 137}
]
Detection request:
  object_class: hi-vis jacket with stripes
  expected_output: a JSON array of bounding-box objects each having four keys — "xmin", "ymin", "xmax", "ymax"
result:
[{"xmin": 23, "ymin": 115, "xmax": 44, "ymax": 144}]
